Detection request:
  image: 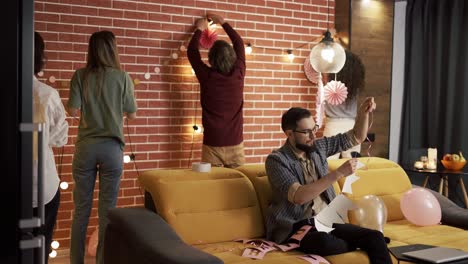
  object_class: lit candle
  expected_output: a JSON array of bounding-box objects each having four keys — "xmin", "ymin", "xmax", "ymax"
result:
[
  {"xmin": 428, "ymin": 148, "xmax": 437, "ymax": 169},
  {"xmin": 414, "ymin": 161, "xmax": 424, "ymax": 169},
  {"xmin": 427, "ymin": 161, "xmax": 436, "ymax": 170}
]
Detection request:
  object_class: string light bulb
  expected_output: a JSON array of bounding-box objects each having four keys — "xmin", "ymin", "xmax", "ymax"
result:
[
  {"xmin": 59, "ymin": 182, "xmax": 68, "ymax": 190},
  {"xmin": 51, "ymin": 241, "xmax": 60, "ymax": 249},
  {"xmin": 208, "ymin": 19, "xmax": 217, "ymax": 29},
  {"xmin": 287, "ymin": 50, "xmax": 295, "ymax": 62},
  {"xmin": 193, "ymin": 124, "xmax": 203, "ymax": 134},
  {"xmin": 245, "ymin": 43, "xmax": 252, "ymax": 55},
  {"xmin": 123, "ymin": 154, "xmax": 135, "ymax": 163},
  {"xmin": 49, "ymin": 250, "xmax": 57, "ymax": 258}
]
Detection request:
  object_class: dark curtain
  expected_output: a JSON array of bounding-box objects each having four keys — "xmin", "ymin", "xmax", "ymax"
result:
[
  {"xmin": 400, "ymin": 0, "xmax": 468, "ymax": 162},
  {"xmin": 400, "ymin": 0, "xmax": 468, "ymax": 207}
]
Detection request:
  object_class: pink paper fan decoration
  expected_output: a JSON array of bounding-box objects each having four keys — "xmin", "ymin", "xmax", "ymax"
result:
[
  {"xmin": 324, "ymin": 81, "xmax": 348, "ymax": 105},
  {"xmin": 304, "ymin": 56, "xmax": 320, "ymax": 83},
  {"xmin": 199, "ymin": 29, "xmax": 218, "ymax": 49}
]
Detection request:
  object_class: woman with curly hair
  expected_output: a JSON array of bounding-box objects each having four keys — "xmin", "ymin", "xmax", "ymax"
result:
[{"xmin": 323, "ymin": 50, "xmax": 366, "ymax": 159}]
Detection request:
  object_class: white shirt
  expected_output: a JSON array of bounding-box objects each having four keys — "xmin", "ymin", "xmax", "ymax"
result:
[{"xmin": 33, "ymin": 76, "xmax": 69, "ymax": 207}]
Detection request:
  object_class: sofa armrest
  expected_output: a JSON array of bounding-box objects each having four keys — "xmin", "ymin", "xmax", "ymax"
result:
[
  {"xmin": 104, "ymin": 207, "xmax": 223, "ymax": 264},
  {"xmin": 423, "ymin": 187, "xmax": 468, "ymax": 229}
]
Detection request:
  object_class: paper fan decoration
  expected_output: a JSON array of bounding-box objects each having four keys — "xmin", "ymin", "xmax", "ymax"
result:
[
  {"xmin": 304, "ymin": 56, "xmax": 320, "ymax": 83},
  {"xmin": 199, "ymin": 29, "xmax": 218, "ymax": 49},
  {"xmin": 324, "ymin": 80, "xmax": 348, "ymax": 105},
  {"xmin": 315, "ymin": 74, "xmax": 325, "ymax": 128}
]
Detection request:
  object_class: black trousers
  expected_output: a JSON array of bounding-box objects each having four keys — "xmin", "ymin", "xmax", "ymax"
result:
[
  {"xmin": 292, "ymin": 220, "xmax": 392, "ymax": 264},
  {"xmin": 35, "ymin": 188, "xmax": 61, "ymax": 264}
]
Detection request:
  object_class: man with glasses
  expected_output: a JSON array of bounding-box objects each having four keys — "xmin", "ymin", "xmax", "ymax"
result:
[{"xmin": 265, "ymin": 97, "xmax": 392, "ymax": 263}]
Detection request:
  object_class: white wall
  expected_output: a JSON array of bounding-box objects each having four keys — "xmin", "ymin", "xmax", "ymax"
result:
[{"xmin": 389, "ymin": 1, "xmax": 407, "ymax": 162}]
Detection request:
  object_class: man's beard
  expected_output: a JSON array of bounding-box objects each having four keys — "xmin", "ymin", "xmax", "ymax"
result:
[{"xmin": 295, "ymin": 143, "xmax": 316, "ymax": 153}]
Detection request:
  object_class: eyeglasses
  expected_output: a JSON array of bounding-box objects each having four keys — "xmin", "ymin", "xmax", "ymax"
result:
[{"xmin": 293, "ymin": 125, "xmax": 319, "ymax": 137}]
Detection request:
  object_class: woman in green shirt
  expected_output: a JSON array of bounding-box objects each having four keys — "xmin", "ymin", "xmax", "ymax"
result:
[{"xmin": 67, "ymin": 30, "xmax": 137, "ymax": 264}]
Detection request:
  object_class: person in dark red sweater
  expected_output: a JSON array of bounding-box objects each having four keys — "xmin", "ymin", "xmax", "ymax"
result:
[{"xmin": 187, "ymin": 13, "xmax": 246, "ymax": 168}]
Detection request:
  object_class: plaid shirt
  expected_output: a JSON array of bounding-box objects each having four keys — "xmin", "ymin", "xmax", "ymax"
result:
[{"xmin": 265, "ymin": 131, "xmax": 356, "ymax": 243}]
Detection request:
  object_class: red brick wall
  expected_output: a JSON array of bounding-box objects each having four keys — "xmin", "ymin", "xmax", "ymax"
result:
[{"xmin": 35, "ymin": 0, "xmax": 332, "ymax": 250}]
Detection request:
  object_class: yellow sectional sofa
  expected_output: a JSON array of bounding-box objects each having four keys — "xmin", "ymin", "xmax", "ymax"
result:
[{"xmin": 104, "ymin": 157, "xmax": 468, "ymax": 264}]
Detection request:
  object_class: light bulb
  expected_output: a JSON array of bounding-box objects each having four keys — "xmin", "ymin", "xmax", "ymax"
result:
[
  {"xmin": 309, "ymin": 30, "xmax": 346, "ymax": 73},
  {"xmin": 245, "ymin": 44, "xmax": 252, "ymax": 55},
  {"xmin": 123, "ymin": 155, "xmax": 131, "ymax": 163},
  {"xmin": 51, "ymin": 240, "xmax": 60, "ymax": 249},
  {"xmin": 287, "ymin": 50, "xmax": 294, "ymax": 62},
  {"xmin": 59, "ymin": 182, "xmax": 68, "ymax": 190},
  {"xmin": 49, "ymin": 250, "xmax": 57, "ymax": 258},
  {"xmin": 208, "ymin": 19, "xmax": 217, "ymax": 29},
  {"xmin": 321, "ymin": 45, "xmax": 335, "ymax": 62},
  {"xmin": 193, "ymin": 125, "xmax": 203, "ymax": 134}
]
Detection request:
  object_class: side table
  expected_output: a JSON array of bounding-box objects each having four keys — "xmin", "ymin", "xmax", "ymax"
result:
[{"xmin": 402, "ymin": 165, "xmax": 468, "ymax": 208}]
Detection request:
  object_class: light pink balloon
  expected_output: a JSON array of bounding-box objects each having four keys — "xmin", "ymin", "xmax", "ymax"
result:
[
  {"xmin": 400, "ymin": 188, "xmax": 441, "ymax": 226},
  {"xmin": 87, "ymin": 227, "xmax": 99, "ymax": 257}
]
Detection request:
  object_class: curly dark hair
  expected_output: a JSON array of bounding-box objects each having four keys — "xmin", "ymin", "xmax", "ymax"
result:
[
  {"xmin": 328, "ymin": 50, "xmax": 365, "ymax": 103},
  {"xmin": 34, "ymin": 31, "xmax": 45, "ymax": 75}
]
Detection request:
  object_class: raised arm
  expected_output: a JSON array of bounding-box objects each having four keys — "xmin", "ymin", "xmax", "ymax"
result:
[
  {"xmin": 352, "ymin": 97, "xmax": 376, "ymax": 143},
  {"xmin": 187, "ymin": 18, "xmax": 210, "ymax": 78},
  {"xmin": 208, "ymin": 13, "xmax": 245, "ymax": 65}
]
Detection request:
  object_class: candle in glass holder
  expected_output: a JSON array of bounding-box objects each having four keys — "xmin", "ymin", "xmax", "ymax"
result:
[
  {"xmin": 420, "ymin": 156, "xmax": 428, "ymax": 168},
  {"xmin": 428, "ymin": 148, "xmax": 437, "ymax": 169},
  {"xmin": 427, "ymin": 161, "xmax": 436, "ymax": 170},
  {"xmin": 414, "ymin": 161, "xmax": 424, "ymax": 169}
]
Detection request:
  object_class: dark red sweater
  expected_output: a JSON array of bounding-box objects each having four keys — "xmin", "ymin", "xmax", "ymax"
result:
[{"xmin": 187, "ymin": 23, "xmax": 245, "ymax": 147}]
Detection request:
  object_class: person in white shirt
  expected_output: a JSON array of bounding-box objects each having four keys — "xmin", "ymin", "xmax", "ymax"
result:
[{"xmin": 33, "ymin": 31, "xmax": 69, "ymax": 263}]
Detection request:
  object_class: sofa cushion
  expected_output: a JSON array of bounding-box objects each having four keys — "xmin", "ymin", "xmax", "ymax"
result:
[
  {"xmin": 328, "ymin": 157, "xmax": 413, "ymax": 222},
  {"xmin": 385, "ymin": 219, "xmax": 468, "ymax": 251},
  {"xmin": 139, "ymin": 167, "xmax": 265, "ymax": 245},
  {"xmin": 236, "ymin": 164, "xmax": 341, "ymax": 221}
]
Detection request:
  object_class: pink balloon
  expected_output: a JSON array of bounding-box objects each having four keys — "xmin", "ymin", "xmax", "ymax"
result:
[
  {"xmin": 400, "ymin": 188, "xmax": 441, "ymax": 226},
  {"xmin": 87, "ymin": 227, "xmax": 99, "ymax": 257}
]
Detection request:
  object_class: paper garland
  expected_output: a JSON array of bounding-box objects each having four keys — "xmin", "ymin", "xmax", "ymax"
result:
[
  {"xmin": 315, "ymin": 74, "xmax": 325, "ymax": 128},
  {"xmin": 304, "ymin": 56, "xmax": 320, "ymax": 84}
]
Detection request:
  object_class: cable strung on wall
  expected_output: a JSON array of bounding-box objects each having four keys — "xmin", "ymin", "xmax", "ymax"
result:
[
  {"xmin": 124, "ymin": 118, "xmax": 144, "ymax": 197},
  {"xmin": 187, "ymin": 84, "xmax": 202, "ymax": 168}
]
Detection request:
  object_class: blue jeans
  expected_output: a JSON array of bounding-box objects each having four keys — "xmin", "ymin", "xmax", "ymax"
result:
[{"xmin": 70, "ymin": 139, "xmax": 123, "ymax": 264}]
